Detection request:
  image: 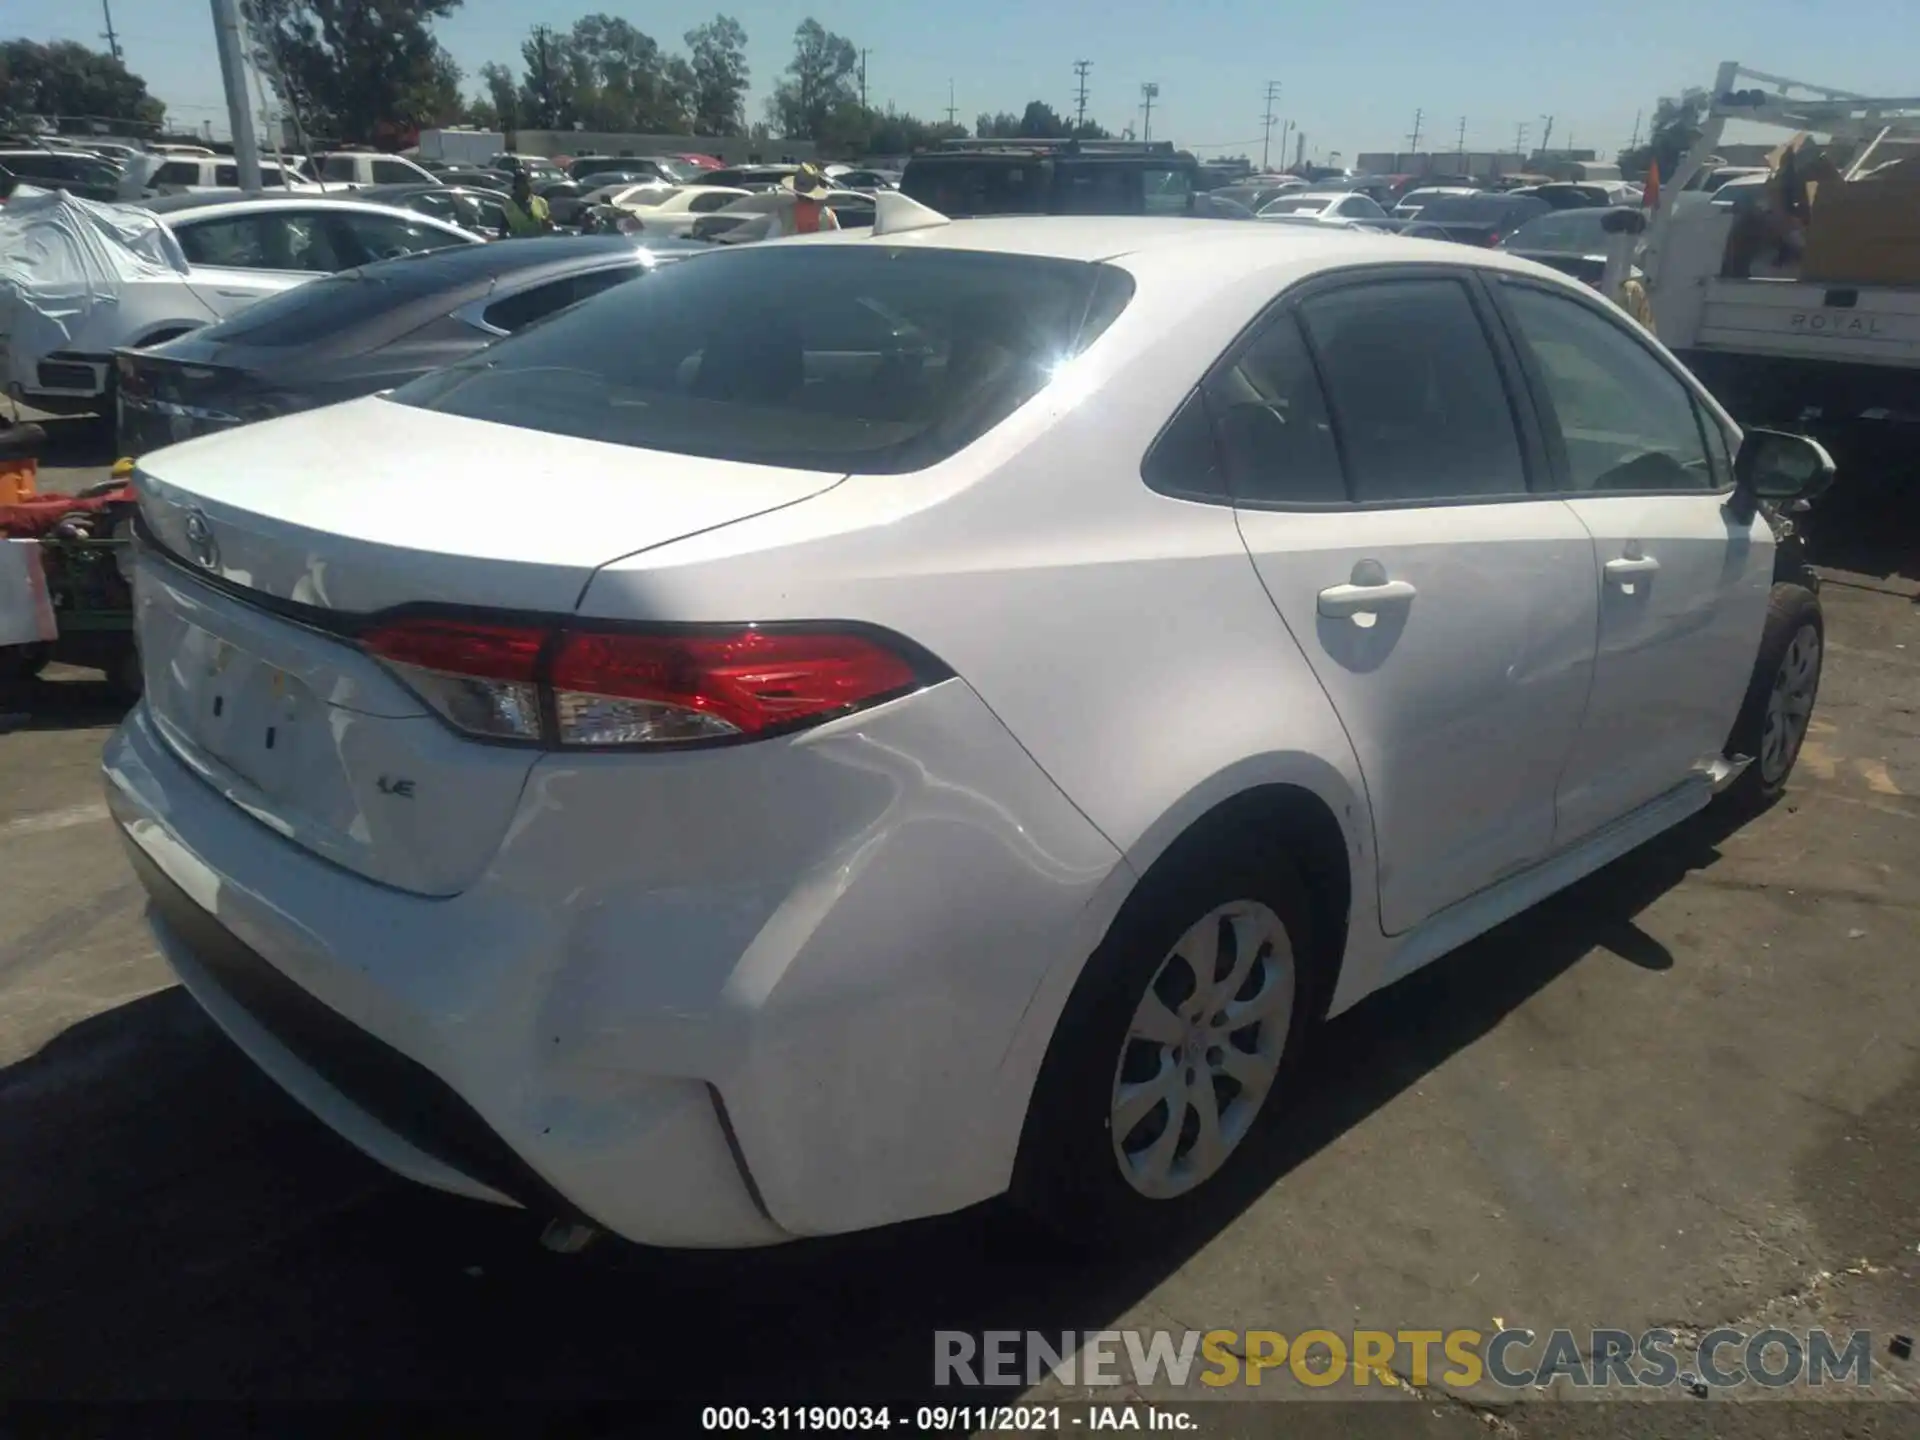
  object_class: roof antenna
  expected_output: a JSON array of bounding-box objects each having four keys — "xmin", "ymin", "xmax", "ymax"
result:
[{"xmin": 871, "ymin": 190, "xmax": 951, "ymax": 237}]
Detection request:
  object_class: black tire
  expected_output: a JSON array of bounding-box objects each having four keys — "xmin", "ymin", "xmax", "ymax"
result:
[
  {"xmin": 1010, "ymin": 836, "xmax": 1322, "ymax": 1247},
  {"xmin": 1722, "ymin": 582, "xmax": 1823, "ymax": 811}
]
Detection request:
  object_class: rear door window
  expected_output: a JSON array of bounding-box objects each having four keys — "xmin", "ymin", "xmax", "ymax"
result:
[
  {"xmin": 153, "ymin": 160, "xmax": 202, "ymax": 187},
  {"xmin": 1203, "ymin": 314, "xmax": 1346, "ymax": 504},
  {"xmin": 480, "ymin": 266, "xmax": 643, "ymax": 332},
  {"xmin": 1298, "ymin": 277, "xmax": 1527, "ymax": 503},
  {"xmin": 394, "ymin": 246, "xmax": 1133, "ymax": 473},
  {"xmin": 332, "ymin": 212, "xmax": 467, "ymax": 265},
  {"xmin": 321, "ymin": 155, "xmax": 358, "ymax": 182},
  {"xmin": 372, "ymin": 159, "xmax": 418, "ymax": 184}
]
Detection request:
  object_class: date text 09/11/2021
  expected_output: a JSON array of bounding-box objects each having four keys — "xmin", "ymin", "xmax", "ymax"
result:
[{"xmin": 701, "ymin": 1404, "xmax": 1197, "ymax": 1431}]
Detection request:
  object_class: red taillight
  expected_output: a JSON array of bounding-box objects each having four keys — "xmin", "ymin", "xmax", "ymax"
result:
[
  {"xmin": 361, "ymin": 618, "xmax": 545, "ymax": 681},
  {"xmin": 360, "ymin": 618, "xmax": 933, "ymax": 749}
]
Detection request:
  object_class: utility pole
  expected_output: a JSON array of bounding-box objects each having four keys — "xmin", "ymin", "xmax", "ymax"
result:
[
  {"xmin": 859, "ymin": 49, "xmax": 870, "ymax": 110},
  {"xmin": 1294, "ymin": 131, "xmax": 1306, "ymax": 169},
  {"xmin": 1260, "ymin": 80, "xmax": 1281, "ymax": 170},
  {"xmin": 1539, "ymin": 113, "xmax": 1554, "ymax": 153},
  {"xmin": 1279, "ymin": 119, "xmax": 1292, "ymax": 171},
  {"xmin": 1514, "ymin": 120, "xmax": 1529, "ymax": 157},
  {"xmin": 1073, "ymin": 60, "xmax": 1092, "ymax": 133},
  {"xmin": 1456, "ymin": 115, "xmax": 1467, "ymax": 166},
  {"xmin": 1628, "ymin": 109, "xmax": 1643, "ymax": 152},
  {"xmin": 209, "ymin": 0, "xmax": 260, "ymax": 190},
  {"xmin": 945, "ymin": 79, "xmax": 957, "ymax": 130},
  {"xmin": 1407, "ymin": 107, "xmax": 1424, "ymax": 156},
  {"xmin": 101, "ymin": 0, "xmax": 123, "ymax": 61},
  {"xmin": 1140, "ymin": 81, "xmax": 1158, "ymax": 142}
]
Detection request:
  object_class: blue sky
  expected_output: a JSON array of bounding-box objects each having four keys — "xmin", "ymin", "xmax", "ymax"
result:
[{"xmin": 16, "ymin": 0, "xmax": 1917, "ymax": 159}]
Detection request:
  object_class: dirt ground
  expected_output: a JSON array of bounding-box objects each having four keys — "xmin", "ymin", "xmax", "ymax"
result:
[{"xmin": 1, "ymin": 416, "xmax": 1915, "ymax": 1435}]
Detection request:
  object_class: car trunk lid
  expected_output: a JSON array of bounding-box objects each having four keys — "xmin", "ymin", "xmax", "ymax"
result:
[{"xmin": 132, "ymin": 397, "xmax": 845, "ymax": 894}]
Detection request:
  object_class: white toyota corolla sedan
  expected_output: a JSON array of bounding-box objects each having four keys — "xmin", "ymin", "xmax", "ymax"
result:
[{"xmin": 105, "ymin": 198, "xmax": 1832, "ymax": 1250}]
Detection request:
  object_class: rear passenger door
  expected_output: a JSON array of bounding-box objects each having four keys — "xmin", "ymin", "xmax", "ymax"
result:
[
  {"xmin": 173, "ymin": 211, "xmax": 352, "ymax": 313},
  {"xmin": 1198, "ymin": 270, "xmax": 1601, "ymax": 935},
  {"xmin": 1487, "ymin": 277, "xmax": 1773, "ymax": 842}
]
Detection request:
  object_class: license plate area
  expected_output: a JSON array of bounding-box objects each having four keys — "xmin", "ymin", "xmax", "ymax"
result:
[{"xmin": 171, "ymin": 623, "xmax": 322, "ymax": 798}]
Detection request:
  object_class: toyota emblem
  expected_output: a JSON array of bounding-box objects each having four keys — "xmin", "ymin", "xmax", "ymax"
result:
[{"xmin": 184, "ymin": 508, "xmax": 219, "ymax": 570}]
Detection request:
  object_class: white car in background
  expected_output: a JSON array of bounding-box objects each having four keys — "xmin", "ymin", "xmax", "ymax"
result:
[
  {"xmin": 106, "ymin": 202, "xmax": 1832, "ymax": 1253},
  {"xmin": 596, "ymin": 184, "xmax": 754, "ymax": 237},
  {"xmin": 1256, "ymin": 190, "xmax": 1394, "ymax": 228},
  {"xmin": 144, "ymin": 154, "xmax": 322, "ymax": 195},
  {"xmin": 0, "ymin": 194, "xmax": 476, "ymax": 413},
  {"xmin": 302, "ymin": 151, "xmax": 441, "ymax": 189}
]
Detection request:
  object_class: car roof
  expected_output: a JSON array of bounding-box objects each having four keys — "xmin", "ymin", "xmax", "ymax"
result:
[
  {"xmin": 810, "ymin": 214, "xmax": 1578, "ymax": 291},
  {"xmin": 147, "ymin": 193, "xmax": 477, "ymax": 225},
  {"xmin": 335, "ymin": 233, "xmax": 705, "ymax": 284},
  {"xmin": 357, "ymin": 182, "xmax": 506, "ymax": 200}
]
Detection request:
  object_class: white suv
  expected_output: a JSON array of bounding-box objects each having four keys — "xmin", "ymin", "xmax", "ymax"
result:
[{"xmin": 104, "ymin": 211, "xmax": 1832, "ymax": 1248}]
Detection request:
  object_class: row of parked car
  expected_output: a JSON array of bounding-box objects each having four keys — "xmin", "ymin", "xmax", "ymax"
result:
[{"xmin": 0, "ymin": 136, "xmax": 918, "ymax": 419}]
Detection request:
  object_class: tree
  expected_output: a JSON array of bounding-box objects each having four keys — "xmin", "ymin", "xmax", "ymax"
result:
[
  {"xmin": 0, "ymin": 39, "xmax": 166, "ymax": 133},
  {"xmin": 402, "ymin": 45, "xmax": 464, "ymax": 129},
  {"xmin": 766, "ymin": 18, "xmax": 858, "ymax": 140},
  {"xmin": 474, "ymin": 60, "xmax": 518, "ymax": 130},
  {"xmin": 685, "ymin": 15, "xmax": 749, "ymax": 135},
  {"xmin": 975, "ymin": 102, "xmax": 1105, "ymax": 142},
  {"xmin": 244, "ymin": 0, "xmax": 463, "ymax": 145},
  {"xmin": 1619, "ymin": 87, "xmax": 1709, "ymax": 184},
  {"xmin": 517, "ymin": 24, "xmax": 573, "ymax": 129}
]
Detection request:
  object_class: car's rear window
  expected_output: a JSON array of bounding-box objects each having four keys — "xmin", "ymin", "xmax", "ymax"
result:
[
  {"xmin": 192, "ymin": 247, "xmax": 525, "ymax": 346},
  {"xmin": 1419, "ymin": 195, "xmax": 1545, "ymax": 224},
  {"xmin": 1501, "ymin": 209, "xmax": 1610, "ymax": 252},
  {"xmin": 1260, "ymin": 196, "xmax": 1331, "ymax": 214},
  {"xmin": 390, "ymin": 245, "xmax": 1135, "ymax": 474}
]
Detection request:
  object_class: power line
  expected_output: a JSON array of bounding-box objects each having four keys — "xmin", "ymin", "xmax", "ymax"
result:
[
  {"xmin": 1260, "ymin": 80, "xmax": 1280, "ymax": 170},
  {"xmin": 1073, "ymin": 60, "xmax": 1091, "ymax": 132}
]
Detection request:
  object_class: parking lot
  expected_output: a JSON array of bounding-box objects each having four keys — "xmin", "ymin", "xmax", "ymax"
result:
[{"xmin": 2, "ymin": 420, "xmax": 1916, "ymax": 1430}]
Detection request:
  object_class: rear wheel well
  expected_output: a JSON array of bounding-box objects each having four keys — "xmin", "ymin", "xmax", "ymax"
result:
[{"xmin": 1135, "ymin": 785, "xmax": 1353, "ymax": 1021}]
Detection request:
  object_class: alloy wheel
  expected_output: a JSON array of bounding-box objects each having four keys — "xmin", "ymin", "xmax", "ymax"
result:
[
  {"xmin": 1760, "ymin": 623, "xmax": 1821, "ymax": 785},
  {"xmin": 1109, "ymin": 901, "xmax": 1295, "ymax": 1199}
]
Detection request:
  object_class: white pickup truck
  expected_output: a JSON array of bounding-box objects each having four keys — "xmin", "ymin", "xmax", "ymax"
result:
[{"xmin": 1641, "ymin": 63, "xmax": 1920, "ymax": 451}]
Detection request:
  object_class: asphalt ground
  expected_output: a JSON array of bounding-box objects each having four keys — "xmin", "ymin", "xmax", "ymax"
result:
[{"xmin": 1, "ymin": 412, "xmax": 1915, "ymax": 1436}]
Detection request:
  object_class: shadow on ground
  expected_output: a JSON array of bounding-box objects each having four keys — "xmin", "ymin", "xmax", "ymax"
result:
[
  {"xmin": 0, "ymin": 673, "xmax": 130, "ymax": 734},
  {"xmin": 1801, "ymin": 440, "xmax": 1920, "ymax": 590},
  {"xmin": 0, "ymin": 799, "xmax": 1755, "ymax": 1416}
]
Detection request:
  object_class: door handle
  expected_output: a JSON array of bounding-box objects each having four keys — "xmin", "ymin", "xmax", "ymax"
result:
[
  {"xmin": 1604, "ymin": 556, "xmax": 1660, "ymax": 579},
  {"xmin": 1317, "ymin": 579, "xmax": 1418, "ymax": 617}
]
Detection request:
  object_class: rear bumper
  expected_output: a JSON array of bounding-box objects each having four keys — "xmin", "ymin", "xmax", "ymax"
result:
[{"xmin": 104, "ymin": 676, "xmax": 1122, "ymax": 1246}]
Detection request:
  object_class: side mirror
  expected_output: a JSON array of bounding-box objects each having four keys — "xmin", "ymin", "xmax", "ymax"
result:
[{"xmin": 1734, "ymin": 427, "xmax": 1836, "ymax": 504}]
